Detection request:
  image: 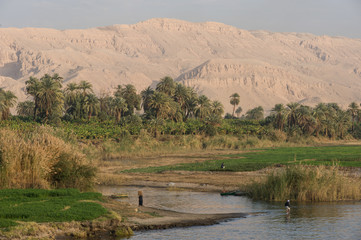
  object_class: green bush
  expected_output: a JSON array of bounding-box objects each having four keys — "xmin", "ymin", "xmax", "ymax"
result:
[{"xmin": 50, "ymin": 153, "xmax": 97, "ymax": 191}]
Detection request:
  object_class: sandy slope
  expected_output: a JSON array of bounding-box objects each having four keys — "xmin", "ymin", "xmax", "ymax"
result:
[{"xmin": 1, "ymin": 18, "xmax": 361, "ymax": 113}]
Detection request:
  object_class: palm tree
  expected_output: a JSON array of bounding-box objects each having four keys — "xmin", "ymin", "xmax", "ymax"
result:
[
  {"xmin": 0, "ymin": 89, "xmax": 17, "ymax": 120},
  {"xmin": 245, "ymin": 106, "xmax": 264, "ymax": 120},
  {"xmin": 64, "ymin": 82, "xmax": 80, "ymax": 119},
  {"xmin": 16, "ymin": 100, "xmax": 35, "ymax": 117},
  {"xmin": 229, "ymin": 93, "xmax": 240, "ymax": 117},
  {"xmin": 141, "ymin": 86, "xmax": 154, "ymax": 112},
  {"xmin": 148, "ymin": 92, "xmax": 173, "ymax": 119},
  {"xmin": 51, "ymin": 73, "xmax": 63, "ymax": 82},
  {"xmin": 271, "ymin": 104, "xmax": 285, "ymax": 131},
  {"xmin": 324, "ymin": 104, "xmax": 338, "ymax": 138},
  {"xmin": 335, "ymin": 110, "xmax": 351, "ymax": 139},
  {"xmin": 64, "ymin": 83, "xmax": 79, "ymax": 104},
  {"xmin": 348, "ymin": 102, "xmax": 359, "ymax": 132},
  {"xmin": 174, "ymin": 84, "xmax": 189, "ymax": 114},
  {"xmin": 169, "ymin": 100, "xmax": 182, "ymax": 122},
  {"xmin": 313, "ymin": 103, "xmax": 327, "ymax": 137},
  {"xmin": 119, "ymin": 84, "xmax": 141, "ymax": 116},
  {"xmin": 114, "ymin": 85, "xmax": 123, "ymax": 98},
  {"xmin": 156, "ymin": 76, "xmax": 176, "ymax": 96},
  {"xmin": 296, "ymin": 105, "xmax": 315, "ymax": 135},
  {"xmin": 285, "ymin": 102, "xmax": 300, "ymax": 129},
  {"xmin": 184, "ymin": 87, "xmax": 198, "ymax": 120},
  {"xmin": 111, "ymin": 97, "xmax": 128, "ymax": 123},
  {"xmin": 37, "ymin": 75, "xmax": 64, "ymax": 121},
  {"xmin": 195, "ymin": 95, "xmax": 211, "ymax": 120},
  {"xmin": 211, "ymin": 101, "xmax": 224, "ymax": 117},
  {"xmin": 235, "ymin": 106, "xmax": 243, "ymax": 118},
  {"xmin": 78, "ymin": 81, "xmax": 93, "ymax": 97},
  {"xmin": 83, "ymin": 94, "xmax": 99, "ymax": 121},
  {"xmin": 25, "ymin": 76, "xmax": 41, "ymax": 119},
  {"xmin": 98, "ymin": 93, "xmax": 113, "ymax": 120}
]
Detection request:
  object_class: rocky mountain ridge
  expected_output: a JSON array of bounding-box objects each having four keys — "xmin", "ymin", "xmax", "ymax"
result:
[{"xmin": 0, "ymin": 18, "xmax": 360, "ymax": 113}]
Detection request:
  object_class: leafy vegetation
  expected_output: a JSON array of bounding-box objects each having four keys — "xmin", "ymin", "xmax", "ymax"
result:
[
  {"xmin": 122, "ymin": 145, "xmax": 361, "ymax": 173},
  {"xmin": 0, "ymin": 189, "xmax": 107, "ymax": 228},
  {"xmin": 0, "ymin": 88, "xmax": 17, "ymax": 120},
  {"xmin": 3, "ymin": 73, "xmax": 359, "ymax": 140},
  {"xmin": 1, "ymin": 73, "xmax": 361, "ymax": 194}
]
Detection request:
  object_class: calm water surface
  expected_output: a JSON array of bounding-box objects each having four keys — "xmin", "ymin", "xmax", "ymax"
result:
[{"xmin": 98, "ymin": 186, "xmax": 361, "ymax": 240}]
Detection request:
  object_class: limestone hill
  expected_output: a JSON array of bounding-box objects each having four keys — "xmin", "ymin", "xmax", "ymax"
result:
[{"xmin": 0, "ymin": 18, "xmax": 360, "ymax": 113}]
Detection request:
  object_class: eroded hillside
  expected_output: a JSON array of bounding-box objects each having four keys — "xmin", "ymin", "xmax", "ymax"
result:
[{"xmin": 0, "ymin": 18, "xmax": 360, "ymax": 112}]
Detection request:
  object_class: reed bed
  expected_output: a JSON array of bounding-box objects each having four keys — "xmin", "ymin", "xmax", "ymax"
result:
[
  {"xmin": 0, "ymin": 126, "xmax": 96, "ymax": 190},
  {"xmin": 246, "ymin": 165, "xmax": 361, "ymax": 202}
]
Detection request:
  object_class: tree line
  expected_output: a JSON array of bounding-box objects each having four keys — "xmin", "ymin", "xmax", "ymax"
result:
[{"xmin": 1, "ymin": 73, "xmax": 361, "ymax": 139}]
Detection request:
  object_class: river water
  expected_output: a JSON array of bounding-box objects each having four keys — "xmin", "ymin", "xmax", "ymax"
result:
[{"xmin": 99, "ymin": 186, "xmax": 361, "ymax": 240}]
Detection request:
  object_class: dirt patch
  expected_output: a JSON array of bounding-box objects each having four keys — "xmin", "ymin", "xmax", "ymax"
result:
[
  {"xmin": 97, "ymin": 149, "xmax": 267, "ymax": 191},
  {"xmin": 99, "ymin": 149, "xmax": 248, "ymax": 173}
]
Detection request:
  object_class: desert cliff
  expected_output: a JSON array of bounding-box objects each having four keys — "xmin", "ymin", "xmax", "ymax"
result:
[{"xmin": 0, "ymin": 18, "xmax": 360, "ymax": 113}]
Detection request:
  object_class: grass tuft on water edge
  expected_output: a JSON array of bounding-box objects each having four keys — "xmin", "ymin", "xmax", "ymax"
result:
[{"xmin": 246, "ymin": 165, "xmax": 361, "ymax": 202}]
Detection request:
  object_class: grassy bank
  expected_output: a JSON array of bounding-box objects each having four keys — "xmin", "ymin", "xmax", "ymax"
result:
[
  {"xmin": 122, "ymin": 145, "xmax": 361, "ymax": 173},
  {"xmin": 0, "ymin": 189, "xmax": 107, "ymax": 228},
  {"xmin": 246, "ymin": 165, "xmax": 361, "ymax": 201}
]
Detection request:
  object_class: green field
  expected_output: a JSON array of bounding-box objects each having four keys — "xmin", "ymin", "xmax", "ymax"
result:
[
  {"xmin": 0, "ymin": 189, "xmax": 107, "ymax": 228},
  {"xmin": 123, "ymin": 145, "xmax": 361, "ymax": 173}
]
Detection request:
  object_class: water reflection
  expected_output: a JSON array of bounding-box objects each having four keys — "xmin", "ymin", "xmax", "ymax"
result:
[{"xmin": 97, "ymin": 186, "xmax": 361, "ymax": 240}]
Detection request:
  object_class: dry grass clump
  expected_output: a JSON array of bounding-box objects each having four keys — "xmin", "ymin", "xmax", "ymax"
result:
[
  {"xmin": 0, "ymin": 126, "xmax": 96, "ymax": 190},
  {"xmin": 247, "ymin": 165, "xmax": 361, "ymax": 202},
  {"xmin": 97, "ymin": 173, "xmax": 126, "ymax": 185}
]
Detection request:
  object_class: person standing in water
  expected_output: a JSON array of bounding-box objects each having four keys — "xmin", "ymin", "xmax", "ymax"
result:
[
  {"xmin": 285, "ymin": 200, "xmax": 290, "ymax": 214},
  {"xmin": 138, "ymin": 191, "xmax": 143, "ymax": 206}
]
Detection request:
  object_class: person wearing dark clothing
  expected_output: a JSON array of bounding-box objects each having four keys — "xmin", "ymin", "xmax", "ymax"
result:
[
  {"xmin": 138, "ymin": 191, "xmax": 143, "ymax": 206},
  {"xmin": 285, "ymin": 200, "xmax": 290, "ymax": 214},
  {"xmin": 221, "ymin": 163, "xmax": 225, "ymax": 169}
]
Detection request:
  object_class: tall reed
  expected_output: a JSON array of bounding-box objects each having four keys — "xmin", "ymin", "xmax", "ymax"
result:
[
  {"xmin": 246, "ymin": 165, "xmax": 361, "ymax": 201},
  {"xmin": 0, "ymin": 126, "xmax": 95, "ymax": 190}
]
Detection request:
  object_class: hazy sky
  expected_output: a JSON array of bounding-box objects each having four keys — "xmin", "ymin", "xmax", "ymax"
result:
[{"xmin": 0, "ymin": 0, "xmax": 360, "ymax": 38}]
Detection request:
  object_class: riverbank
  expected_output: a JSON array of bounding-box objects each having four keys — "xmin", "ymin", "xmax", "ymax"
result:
[
  {"xmin": 98, "ymin": 149, "xmax": 271, "ymax": 192},
  {"xmin": 97, "ymin": 147, "xmax": 361, "ymax": 193},
  {"xmin": 2, "ymin": 146, "xmax": 360, "ymax": 239},
  {"xmin": 130, "ymin": 206, "xmax": 250, "ymax": 230},
  {"xmin": 102, "ymin": 198, "xmax": 252, "ymax": 231},
  {"xmin": 0, "ymin": 192, "xmax": 252, "ymax": 240}
]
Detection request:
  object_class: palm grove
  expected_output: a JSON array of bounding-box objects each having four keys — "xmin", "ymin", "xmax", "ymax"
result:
[{"xmin": 1, "ymin": 73, "xmax": 361, "ymax": 139}]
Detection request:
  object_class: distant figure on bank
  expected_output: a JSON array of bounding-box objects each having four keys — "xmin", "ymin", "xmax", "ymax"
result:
[
  {"xmin": 221, "ymin": 163, "xmax": 225, "ymax": 169},
  {"xmin": 138, "ymin": 191, "xmax": 143, "ymax": 206},
  {"xmin": 285, "ymin": 200, "xmax": 290, "ymax": 214}
]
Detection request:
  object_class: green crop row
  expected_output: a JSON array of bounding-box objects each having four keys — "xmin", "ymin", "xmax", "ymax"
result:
[
  {"xmin": 0, "ymin": 189, "xmax": 107, "ymax": 228},
  {"xmin": 0, "ymin": 118, "xmax": 264, "ymax": 140},
  {"xmin": 123, "ymin": 145, "xmax": 361, "ymax": 173}
]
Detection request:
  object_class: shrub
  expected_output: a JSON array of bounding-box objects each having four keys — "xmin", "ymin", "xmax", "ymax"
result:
[
  {"xmin": 50, "ymin": 153, "xmax": 97, "ymax": 190},
  {"xmin": 267, "ymin": 129, "xmax": 287, "ymax": 142}
]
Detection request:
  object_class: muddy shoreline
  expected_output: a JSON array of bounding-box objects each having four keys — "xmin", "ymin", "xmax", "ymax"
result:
[{"xmin": 129, "ymin": 206, "xmax": 252, "ymax": 231}]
